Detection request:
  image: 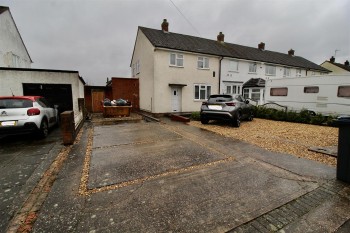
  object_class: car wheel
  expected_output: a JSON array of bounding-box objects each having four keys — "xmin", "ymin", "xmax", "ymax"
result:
[
  {"xmin": 232, "ymin": 113, "xmax": 241, "ymax": 127},
  {"xmin": 38, "ymin": 119, "xmax": 49, "ymax": 138},
  {"xmin": 201, "ymin": 118, "xmax": 209, "ymax": 124}
]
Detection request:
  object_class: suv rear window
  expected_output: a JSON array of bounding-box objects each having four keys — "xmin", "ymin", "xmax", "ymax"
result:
[
  {"xmin": 0, "ymin": 99, "xmax": 33, "ymax": 109},
  {"xmin": 208, "ymin": 95, "xmax": 233, "ymax": 103}
]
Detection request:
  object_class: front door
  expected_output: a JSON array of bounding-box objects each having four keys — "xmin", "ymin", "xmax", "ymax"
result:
[
  {"xmin": 171, "ymin": 87, "xmax": 182, "ymax": 112},
  {"xmin": 92, "ymin": 90, "xmax": 104, "ymax": 113}
]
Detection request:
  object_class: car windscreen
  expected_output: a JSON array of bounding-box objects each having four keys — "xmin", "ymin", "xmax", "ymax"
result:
[
  {"xmin": 208, "ymin": 95, "xmax": 233, "ymax": 103},
  {"xmin": 0, "ymin": 99, "xmax": 33, "ymax": 109}
]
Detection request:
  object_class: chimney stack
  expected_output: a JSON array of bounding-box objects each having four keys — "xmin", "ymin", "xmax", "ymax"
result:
[
  {"xmin": 345, "ymin": 60, "xmax": 349, "ymax": 66},
  {"xmin": 258, "ymin": 42, "xmax": 265, "ymax": 50},
  {"xmin": 330, "ymin": 56, "xmax": 335, "ymax": 63},
  {"xmin": 161, "ymin": 19, "xmax": 169, "ymax": 32},
  {"xmin": 217, "ymin": 32, "xmax": 224, "ymax": 43},
  {"xmin": 288, "ymin": 49, "xmax": 295, "ymax": 56}
]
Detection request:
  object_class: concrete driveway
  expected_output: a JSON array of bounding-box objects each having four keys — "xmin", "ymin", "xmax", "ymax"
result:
[
  {"xmin": 2, "ymin": 118, "xmax": 350, "ymax": 232},
  {"xmin": 0, "ymin": 127, "xmax": 64, "ymax": 233},
  {"xmin": 25, "ymin": 118, "xmax": 349, "ymax": 232}
]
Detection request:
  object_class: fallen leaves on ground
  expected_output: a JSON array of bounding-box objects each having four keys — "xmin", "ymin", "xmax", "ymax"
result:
[{"xmin": 189, "ymin": 118, "xmax": 338, "ymax": 166}]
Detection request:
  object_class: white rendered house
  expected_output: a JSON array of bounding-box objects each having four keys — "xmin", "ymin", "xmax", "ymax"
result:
[{"xmin": 131, "ymin": 19, "xmax": 329, "ymax": 114}]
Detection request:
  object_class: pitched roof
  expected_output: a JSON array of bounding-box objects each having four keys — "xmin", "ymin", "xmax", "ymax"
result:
[
  {"xmin": 243, "ymin": 78, "xmax": 266, "ymax": 88},
  {"xmin": 332, "ymin": 62, "xmax": 350, "ymax": 72},
  {"xmin": 139, "ymin": 26, "xmax": 329, "ymax": 72}
]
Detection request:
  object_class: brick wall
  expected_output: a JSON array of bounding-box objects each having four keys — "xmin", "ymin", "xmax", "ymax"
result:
[{"xmin": 111, "ymin": 78, "xmax": 139, "ymax": 111}]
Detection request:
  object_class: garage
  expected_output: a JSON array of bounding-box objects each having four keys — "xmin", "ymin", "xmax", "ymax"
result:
[
  {"xmin": 23, "ymin": 83, "xmax": 73, "ymax": 114},
  {"xmin": 0, "ymin": 67, "xmax": 85, "ymax": 128}
]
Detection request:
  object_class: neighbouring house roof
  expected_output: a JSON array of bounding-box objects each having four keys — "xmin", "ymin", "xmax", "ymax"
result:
[
  {"xmin": 139, "ymin": 26, "xmax": 329, "ymax": 73},
  {"xmin": 243, "ymin": 78, "xmax": 266, "ymax": 88},
  {"xmin": 0, "ymin": 6, "xmax": 33, "ymax": 63},
  {"xmin": 330, "ymin": 62, "xmax": 350, "ymax": 72}
]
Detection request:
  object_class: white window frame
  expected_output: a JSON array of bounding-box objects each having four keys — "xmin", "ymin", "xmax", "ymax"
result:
[
  {"xmin": 265, "ymin": 65, "xmax": 276, "ymax": 76},
  {"xmin": 296, "ymin": 69, "xmax": 302, "ymax": 77},
  {"xmin": 197, "ymin": 56, "xmax": 209, "ymax": 69},
  {"xmin": 170, "ymin": 53, "xmax": 184, "ymax": 67},
  {"xmin": 225, "ymin": 84, "xmax": 242, "ymax": 95},
  {"xmin": 249, "ymin": 62, "xmax": 257, "ymax": 73},
  {"xmin": 251, "ymin": 88, "xmax": 261, "ymax": 101},
  {"xmin": 243, "ymin": 89, "xmax": 249, "ymax": 99},
  {"xmin": 229, "ymin": 60, "xmax": 239, "ymax": 72},
  {"xmin": 283, "ymin": 67, "xmax": 291, "ymax": 77},
  {"xmin": 194, "ymin": 84, "xmax": 211, "ymax": 100}
]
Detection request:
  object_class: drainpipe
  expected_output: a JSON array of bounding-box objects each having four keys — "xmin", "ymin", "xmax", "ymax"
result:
[{"xmin": 218, "ymin": 56, "xmax": 224, "ymax": 94}]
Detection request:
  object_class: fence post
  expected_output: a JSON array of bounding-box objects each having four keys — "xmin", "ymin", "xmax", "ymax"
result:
[{"xmin": 60, "ymin": 111, "xmax": 75, "ymax": 145}]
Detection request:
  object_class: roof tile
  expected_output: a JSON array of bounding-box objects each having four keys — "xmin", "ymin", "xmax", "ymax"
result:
[{"xmin": 140, "ymin": 27, "xmax": 328, "ymax": 72}]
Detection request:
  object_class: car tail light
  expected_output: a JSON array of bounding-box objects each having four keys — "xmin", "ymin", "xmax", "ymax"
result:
[
  {"xmin": 27, "ymin": 108, "xmax": 40, "ymax": 116},
  {"xmin": 226, "ymin": 102, "xmax": 236, "ymax": 106}
]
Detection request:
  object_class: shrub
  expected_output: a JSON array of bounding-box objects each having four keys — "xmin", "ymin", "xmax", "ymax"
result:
[
  {"xmin": 286, "ymin": 111, "xmax": 299, "ymax": 122},
  {"xmin": 272, "ymin": 109, "xmax": 287, "ymax": 121},
  {"xmin": 191, "ymin": 111, "xmax": 201, "ymax": 121},
  {"xmin": 310, "ymin": 113, "xmax": 326, "ymax": 125},
  {"xmin": 298, "ymin": 109, "xmax": 313, "ymax": 124},
  {"xmin": 326, "ymin": 115, "xmax": 337, "ymax": 126}
]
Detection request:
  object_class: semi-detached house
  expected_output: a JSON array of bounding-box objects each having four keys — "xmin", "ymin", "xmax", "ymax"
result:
[{"xmin": 130, "ymin": 19, "xmax": 329, "ymax": 114}]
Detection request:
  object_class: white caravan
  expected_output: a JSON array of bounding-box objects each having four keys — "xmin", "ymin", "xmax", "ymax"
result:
[{"xmin": 264, "ymin": 75, "xmax": 350, "ymax": 116}]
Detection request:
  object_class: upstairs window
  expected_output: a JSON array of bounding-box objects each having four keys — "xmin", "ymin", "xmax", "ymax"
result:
[
  {"xmin": 170, "ymin": 53, "xmax": 184, "ymax": 67},
  {"xmin": 283, "ymin": 68, "xmax": 291, "ymax": 77},
  {"xmin": 265, "ymin": 65, "xmax": 276, "ymax": 76},
  {"xmin": 229, "ymin": 60, "xmax": 239, "ymax": 72},
  {"xmin": 198, "ymin": 57, "xmax": 209, "ymax": 69},
  {"xmin": 249, "ymin": 62, "xmax": 257, "ymax": 73},
  {"xmin": 296, "ymin": 69, "xmax": 302, "ymax": 77}
]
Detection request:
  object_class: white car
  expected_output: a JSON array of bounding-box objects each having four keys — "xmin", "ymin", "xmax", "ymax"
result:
[{"xmin": 0, "ymin": 96, "xmax": 58, "ymax": 138}]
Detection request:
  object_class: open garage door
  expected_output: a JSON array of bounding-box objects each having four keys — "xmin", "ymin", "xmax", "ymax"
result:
[{"xmin": 23, "ymin": 83, "xmax": 73, "ymax": 114}]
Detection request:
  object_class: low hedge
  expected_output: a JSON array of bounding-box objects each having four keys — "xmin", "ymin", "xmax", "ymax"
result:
[
  {"xmin": 253, "ymin": 106, "xmax": 336, "ymax": 126},
  {"xmin": 191, "ymin": 107, "xmax": 337, "ymax": 126}
]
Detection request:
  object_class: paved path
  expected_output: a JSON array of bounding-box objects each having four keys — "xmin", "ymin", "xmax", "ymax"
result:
[
  {"xmin": 0, "ymin": 128, "xmax": 64, "ymax": 233},
  {"xmin": 7, "ymin": 118, "xmax": 350, "ymax": 232}
]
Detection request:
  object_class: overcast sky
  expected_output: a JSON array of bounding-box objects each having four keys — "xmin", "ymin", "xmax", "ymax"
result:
[{"xmin": 1, "ymin": 0, "xmax": 349, "ymax": 85}]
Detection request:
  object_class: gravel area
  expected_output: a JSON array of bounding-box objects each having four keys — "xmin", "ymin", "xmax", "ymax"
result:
[{"xmin": 189, "ymin": 118, "xmax": 338, "ymax": 166}]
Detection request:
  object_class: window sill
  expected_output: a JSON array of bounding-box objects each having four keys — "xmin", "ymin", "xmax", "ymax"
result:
[
  {"xmin": 169, "ymin": 65, "xmax": 184, "ymax": 68},
  {"xmin": 228, "ymin": 70, "xmax": 239, "ymax": 73},
  {"xmin": 197, "ymin": 68, "xmax": 210, "ymax": 70},
  {"xmin": 265, "ymin": 74, "xmax": 276, "ymax": 76},
  {"xmin": 248, "ymin": 72, "xmax": 257, "ymax": 74}
]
